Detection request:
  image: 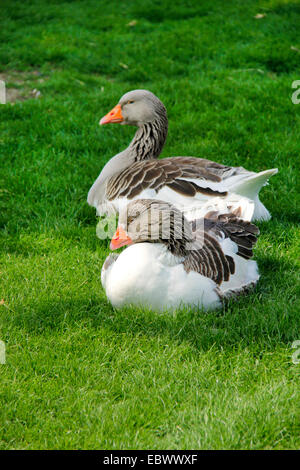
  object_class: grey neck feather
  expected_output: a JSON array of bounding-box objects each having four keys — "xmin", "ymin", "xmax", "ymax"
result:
[{"xmin": 129, "ymin": 114, "xmax": 168, "ymax": 161}]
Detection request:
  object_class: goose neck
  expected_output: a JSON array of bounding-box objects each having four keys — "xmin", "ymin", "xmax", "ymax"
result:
[{"xmin": 129, "ymin": 115, "xmax": 168, "ymax": 161}]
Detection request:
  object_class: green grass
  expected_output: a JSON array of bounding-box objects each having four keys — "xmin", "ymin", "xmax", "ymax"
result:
[{"xmin": 0, "ymin": 0, "xmax": 300, "ymax": 450}]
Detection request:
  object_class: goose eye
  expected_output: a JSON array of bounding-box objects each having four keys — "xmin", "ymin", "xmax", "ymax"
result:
[
  {"xmin": 127, "ymin": 100, "xmax": 134, "ymax": 104},
  {"xmin": 127, "ymin": 216, "xmax": 134, "ymax": 224}
]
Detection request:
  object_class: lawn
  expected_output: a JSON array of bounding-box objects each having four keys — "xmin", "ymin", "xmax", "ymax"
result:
[{"xmin": 0, "ymin": 0, "xmax": 299, "ymax": 450}]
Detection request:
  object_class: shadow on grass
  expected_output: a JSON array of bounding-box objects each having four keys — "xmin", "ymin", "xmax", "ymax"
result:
[
  {"xmin": 262, "ymin": 212, "xmax": 300, "ymax": 226},
  {"xmin": 3, "ymin": 259, "xmax": 298, "ymax": 354}
]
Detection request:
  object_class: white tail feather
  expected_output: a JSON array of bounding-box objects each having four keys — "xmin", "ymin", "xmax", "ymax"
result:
[
  {"xmin": 229, "ymin": 168, "xmax": 278, "ymax": 199},
  {"xmin": 228, "ymin": 168, "xmax": 278, "ymax": 221},
  {"xmin": 252, "ymin": 196, "xmax": 271, "ymax": 221}
]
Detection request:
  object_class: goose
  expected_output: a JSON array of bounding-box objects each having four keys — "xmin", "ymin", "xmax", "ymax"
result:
[
  {"xmin": 88, "ymin": 90, "xmax": 278, "ymax": 222},
  {"xmin": 101, "ymin": 199, "xmax": 260, "ymax": 311}
]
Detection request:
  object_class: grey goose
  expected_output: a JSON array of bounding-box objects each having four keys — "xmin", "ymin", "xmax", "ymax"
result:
[
  {"xmin": 102, "ymin": 199, "xmax": 260, "ymax": 311},
  {"xmin": 88, "ymin": 90, "xmax": 277, "ymax": 221}
]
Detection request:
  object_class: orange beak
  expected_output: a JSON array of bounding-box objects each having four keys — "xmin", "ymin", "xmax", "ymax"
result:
[
  {"xmin": 100, "ymin": 104, "xmax": 123, "ymax": 125},
  {"xmin": 110, "ymin": 226, "xmax": 133, "ymax": 250}
]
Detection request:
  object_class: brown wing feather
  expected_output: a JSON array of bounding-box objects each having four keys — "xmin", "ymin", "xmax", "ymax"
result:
[
  {"xmin": 185, "ymin": 211, "xmax": 258, "ymax": 286},
  {"xmin": 183, "ymin": 231, "xmax": 233, "ymax": 285},
  {"xmin": 203, "ymin": 212, "xmax": 259, "ymax": 259},
  {"xmin": 106, "ymin": 159, "xmax": 228, "ymax": 201},
  {"xmin": 168, "ymin": 157, "xmax": 249, "ymax": 181},
  {"xmin": 167, "ymin": 180, "xmax": 197, "ymax": 197}
]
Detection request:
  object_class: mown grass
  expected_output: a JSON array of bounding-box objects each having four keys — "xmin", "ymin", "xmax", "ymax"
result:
[{"xmin": 0, "ymin": 0, "xmax": 299, "ymax": 450}]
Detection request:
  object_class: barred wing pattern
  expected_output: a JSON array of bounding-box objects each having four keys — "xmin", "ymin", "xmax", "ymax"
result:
[
  {"xmin": 203, "ymin": 211, "xmax": 260, "ymax": 259},
  {"xmin": 183, "ymin": 232, "xmax": 235, "ymax": 286},
  {"xmin": 184, "ymin": 211, "xmax": 259, "ymax": 285},
  {"xmin": 106, "ymin": 157, "xmax": 234, "ymax": 201}
]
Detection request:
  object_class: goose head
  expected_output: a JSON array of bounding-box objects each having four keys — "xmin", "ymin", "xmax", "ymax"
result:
[
  {"xmin": 100, "ymin": 89, "xmax": 167, "ymax": 127},
  {"xmin": 110, "ymin": 199, "xmax": 192, "ymax": 256}
]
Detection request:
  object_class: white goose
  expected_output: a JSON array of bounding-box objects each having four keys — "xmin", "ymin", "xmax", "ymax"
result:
[
  {"xmin": 88, "ymin": 90, "xmax": 278, "ymax": 222},
  {"xmin": 101, "ymin": 199, "xmax": 260, "ymax": 311}
]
